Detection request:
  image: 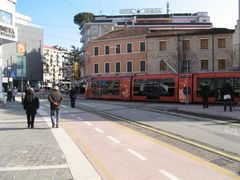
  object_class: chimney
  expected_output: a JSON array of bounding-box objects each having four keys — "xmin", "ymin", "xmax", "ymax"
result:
[{"xmin": 124, "ymin": 21, "xmax": 128, "ymax": 31}]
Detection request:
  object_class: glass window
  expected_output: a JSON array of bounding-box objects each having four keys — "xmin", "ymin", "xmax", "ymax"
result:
[
  {"xmin": 105, "ymin": 63, "xmax": 110, "ymax": 73},
  {"xmin": 218, "ymin": 59, "xmax": 226, "ymax": 70},
  {"xmin": 105, "ymin": 46, "xmax": 110, "ymax": 55},
  {"xmin": 127, "ymin": 61, "xmax": 132, "ymax": 72},
  {"xmin": 94, "ymin": 64, "xmax": 99, "ymax": 73},
  {"xmin": 94, "ymin": 47, "xmax": 99, "ymax": 56},
  {"xmin": 197, "ymin": 78, "xmax": 214, "ymax": 97},
  {"xmin": 134, "ymin": 79, "xmax": 147, "ymax": 96},
  {"xmin": 201, "ymin": 39, "xmax": 208, "ymax": 49},
  {"xmin": 127, "ymin": 43, "xmax": 132, "ymax": 53},
  {"xmin": 234, "ymin": 78, "xmax": 240, "ymax": 98},
  {"xmin": 218, "ymin": 38, "xmax": 226, "ymax": 48},
  {"xmin": 140, "ymin": 42, "xmax": 145, "ymax": 52},
  {"xmin": 92, "ymin": 80, "xmax": 120, "ymax": 96},
  {"xmin": 159, "ymin": 41, "xmax": 166, "ymax": 51},
  {"xmin": 160, "ymin": 79, "xmax": 175, "ymax": 96},
  {"xmin": 201, "ymin": 60, "xmax": 208, "ymax": 70},
  {"xmin": 116, "ymin": 44, "xmax": 121, "ymax": 54},
  {"xmin": 116, "ymin": 62, "xmax": 120, "ymax": 72},
  {"xmin": 91, "ymin": 26, "xmax": 98, "ymax": 35},
  {"xmin": 0, "ymin": 10, "xmax": 12, "ymax": 24},
  {"xmin": 183, "ymin": 40, "xmax": 190, "ymax": 50},
  {"xmin": 140, "ymin": 61, "xmax": 145, "ymax": 72},
  {"xmin": 160, "ymin": 61, "xmax": 167, "ymax": 71}
]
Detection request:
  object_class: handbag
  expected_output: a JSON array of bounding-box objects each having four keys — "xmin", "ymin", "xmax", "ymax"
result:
[{"xmin": 223, "ymin": 94, "xmax": 231, "ymax": 100}]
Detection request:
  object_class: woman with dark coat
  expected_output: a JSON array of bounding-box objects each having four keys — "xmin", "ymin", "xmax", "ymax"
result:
[
  {"xmin": 222, "ymin": 81, "xmax": 233, "ymax": 111},
  {"xmin": 23, "ymin": 88, "xmax": 40, "ymax": 128}
]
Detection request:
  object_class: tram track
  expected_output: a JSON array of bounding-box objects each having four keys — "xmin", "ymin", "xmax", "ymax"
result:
[{"xmin": 77, "ymin": 103, "xmax": 240, "ymax": 175}]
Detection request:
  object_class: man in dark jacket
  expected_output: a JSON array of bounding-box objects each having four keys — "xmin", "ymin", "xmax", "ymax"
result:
[
  {"xmin": 48, "ymin": 86, "xmax": 63, "ymax": 128},
  {"xmin": 23, "ymin": 88, "xmax": 40, "ymax": 128},
  {"xmin": 201, "ymin": 82, "xmax": 210, "ymax": 108},
  {"xmin": 69, "ymin": 87, "xmax": 77, "ymax": 108}
]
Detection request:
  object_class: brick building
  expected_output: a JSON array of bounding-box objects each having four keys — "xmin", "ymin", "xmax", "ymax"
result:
[
  {"xmin": 147, "ymin": 28, "xmax": 235, "ymax": 74},
  {"xmin": 85, "ymin": 28, "xmax": 148, "ymax": 76},
  {"xmin": 85, "ymin": 28, "xmax": 235, "ymax": 77}
]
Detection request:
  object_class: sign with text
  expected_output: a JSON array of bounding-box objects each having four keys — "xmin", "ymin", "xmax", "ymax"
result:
[{"xmin": 120, "ymin": 8, "xmax": 162, "ymax": 14}]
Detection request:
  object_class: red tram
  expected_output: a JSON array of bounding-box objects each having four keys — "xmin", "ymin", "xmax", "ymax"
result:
[{"xmin": 85, "ymin": 72, "xmax": 240, "ymax": 104}]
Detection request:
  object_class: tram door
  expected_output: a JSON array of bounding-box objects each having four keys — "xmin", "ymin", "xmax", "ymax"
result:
[
  {"xmin": 146, "ymin": 79, "xmax": 160, "ymax": 100},
  {"xmin": 178, "ymin": 74, "xmax": 193, "ymax": 103}
]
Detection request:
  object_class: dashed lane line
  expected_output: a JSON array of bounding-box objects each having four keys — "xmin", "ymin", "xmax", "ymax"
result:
[
  {"xmin": 77, "ymin": 117, "xmax": 83, "ymax": 120},
  {"xmin": 107, "ymin": 136, "xmax": 120, "ymax": 144},
  {"xmin": 126, "ymin": 148, "xmax": 147, "ymax": 161},
  {"xmin": 95, "ymin": 127, "xmax": 104, "ymax": 134},
  {"xmin": 158, "ymin": 169, "xmax": 180, "ymax": 180},
  {"xmin": 85, "ymin": 121, "xmax": 92, "ymax": 126}
]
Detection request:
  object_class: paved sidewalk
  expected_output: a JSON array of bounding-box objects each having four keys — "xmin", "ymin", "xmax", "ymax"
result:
[
  {"xmin": 0, "ymin": 99, "xmax": 101, "ymax": 180},
  {"xmin": 177, "ymin": 103, "xmax": 240, "ymax": 121}
]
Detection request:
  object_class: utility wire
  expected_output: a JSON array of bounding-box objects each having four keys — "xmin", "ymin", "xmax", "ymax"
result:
[{"xmin": 61, "ymin": 0, "xmax": 80, "ymax": 12}]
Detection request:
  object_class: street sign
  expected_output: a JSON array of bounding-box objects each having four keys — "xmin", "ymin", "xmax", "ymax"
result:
[{"xmin": 10, "ymin": 71, "xmax": 16, "ymax": 78}]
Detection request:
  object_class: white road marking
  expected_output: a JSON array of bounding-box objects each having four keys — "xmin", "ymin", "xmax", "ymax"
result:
[
  {"xmin": 85, "ymin": 121, "xmax": 92, "ymax": 126},
  {"xmin": 77, "ymin": 117, "xmax": 82, "ymax": 120},
  {"xmin": 0, "ymin": 164, "xmax": 68, "ymax": 171},
  {"xmin": 107, "ymin": 136, "xmax": 120, "ymax": 144},
  {"xmin": 70, "ymin": 114, "xmax": 75, "ymax": 117},
  {"xmin": 158, "ymin": 169, "xmax": 180, "ymax": 180},
  {"xmin": 94, "ymin": 127, "xmax": 104, "ymax": 133},
  {"xmin": 126, "ymin": 148, "xmax": 147, "ymax": 160}
]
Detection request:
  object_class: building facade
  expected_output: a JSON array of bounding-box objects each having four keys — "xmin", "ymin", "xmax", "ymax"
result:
[
  {"xmin": 2, "ymin": 12, "xmax": 43, "ymax": 91},
  {"xmin": 81, "ymin": 12, "xmax": 212, "ymax": 49},
  {"xmin": 85, "ymin": 28, "xmax": 235, "ymax": 77},
  {"xmin": 0, "ymin": 0, "xmax": 17, "ymax": 101},
  {"xmin": 43, "ymin": 45, "xmax": 65, "ymax": 88},
  {"xmin": 147, "ymin": 29, "xmax": 235, "ymax": 74},
  {"xmin": 85, "ymin": 28, "xmax": 148, "ymax": 76}
]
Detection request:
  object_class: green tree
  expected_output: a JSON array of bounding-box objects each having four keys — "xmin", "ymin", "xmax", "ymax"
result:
[
  {"xmin": 73, "ymin": 12, "xmax": 94, "ymax": 29},
  {"xmin": 67, "ymin": 45, "xmax": 84, "ymax": 80}
]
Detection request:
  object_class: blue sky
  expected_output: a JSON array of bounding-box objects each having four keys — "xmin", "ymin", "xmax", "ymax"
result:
[{"xmin": 16, "ymin": 0, "xmax": 238, "ymax": 50}]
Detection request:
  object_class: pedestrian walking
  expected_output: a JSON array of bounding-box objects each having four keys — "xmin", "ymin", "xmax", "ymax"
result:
[
  {"xmin": 12, "ymin": 87, "xmax": 18, "ymax": 102},
  {"xmin": 23, "ymin": 88, "xmax": 40, "ymax": 128},
  {"xmin": 200, "ymin": 82, "xmax": 210, "ymax": 108},
  {"xmin": 7, "ymin": 88, "xmax": 12, "ymax": 102},
  {"xmin": 48, "ymin": 86, "xmax": 63, "ymax": 128},
  {"xmin": 222, "ymin": 81, "xmax": 233, "ymax": 111},
  {"xmin": 69, "ymin": 86, "xmax": 77, "ymax": 108}
]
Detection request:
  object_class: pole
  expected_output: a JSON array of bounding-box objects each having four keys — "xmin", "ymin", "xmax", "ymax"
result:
[
  {"xmin": 21, "ymin": 56, "xmax": 24, "ymax": 104},
  {"xmin": 186, "ymin": 60, "xmax": 189, "ymax": 109}
]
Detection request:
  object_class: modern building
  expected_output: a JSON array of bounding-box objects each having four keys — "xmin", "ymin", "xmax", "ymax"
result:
[
  {"xmin": 43, "ymin": 45, "xmax": 65, "ymax": 88},
  {"xmin": 0, "ymin": 0, "xmax": 17, "ymax": 102},
  {"xmin": 85, "ymin": 27, "xmax": 235, "ymax": 77},
  {"xmin": 80, "ymin": 12, "xmax": 212, "ymax": 49},
  {"xmin": 2, "ymin": 12, "xmax": 43, "ymax": 92}
]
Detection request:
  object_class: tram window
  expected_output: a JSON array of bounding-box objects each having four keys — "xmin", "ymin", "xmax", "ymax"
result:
[
  {"xmin": 160, "ymin": 79, "xmax": 175, "ymax": 96},
  {"xmin": 197, "ymin": 78, "xmax": 214, "ymax": 97},
  {"xmin": 92, "ymin": 81, "xmax": 102, "ymax": 96},
  {"xmin": 134, "ymin": 80, "xmax": 147, "ymax": 96},
  {"xmin": 102, "ymin": 80, "xmax": 120, "ymax": 96},
  {"xmin": 234, "ymin": 78, "xmax": 240, "ymax": 97}
]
